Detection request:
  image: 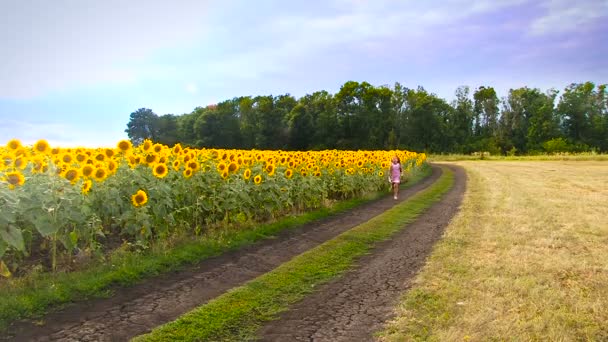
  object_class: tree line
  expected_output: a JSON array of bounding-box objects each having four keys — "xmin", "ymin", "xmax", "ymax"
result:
[{"xmin": 125, "ymin": 81, "xmax": 607, "ymax": 154}]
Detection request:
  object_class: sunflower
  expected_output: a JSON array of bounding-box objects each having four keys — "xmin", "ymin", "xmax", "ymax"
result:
[
  {"xmin": 378, "ymin": 170, "xmax": 384, "ymax": 177},
  {"xmin": 82, "ymin": 179, "xmax": 92, "ymax": 194},
  {"xmin": 81, "ymin": 165, "xmax": 94, "ymax": 178},
  {"xmin": 216, "ymin": 162, "xmax": 227, "ymax": 173},
  {"xmin": 107, "ymin": 160, "xmax": 118, "ymax": 173},
  {"xmin": 183, "ymin": 168, "xmax": 193, "ymax": 178},
  {"xmin": 6, "ymin": 139, "xmax": 21, "ymax": 151},
  {"xmin": 314, "ymin": 171, "xmax": 321, "ymax": 177},
  {"xmin": 13, "ymin": 157, "xmax": 27, "ymax": 170},
  {"xmin": 131, "ymin": 189, "xmax": 148, "ymax": 207},
  {"xmin": 253, "ymin": 174, "xmax": 262, "ymax": 185},
  {"xmin": 117, "ymin": 140, "xmax": 132, "ymax": 152},
  {"xmin": 187, "ymin": 161, "xmax": 199, "ymax": 171},
  {"xmin": 76, "ymin": 153, "xmax": 87, "ymax": 163},
  {"xmin": 50, "ymin": 147, "xmax": 61, "ymax": 156},
  {"xmin": 31, "ymin": 158, "xmax": 45, "ymax": 173},
  {"xmin": 33, "ymin": 139, "xmax": 51, "ymax": 154},
  {"xmin": 243, "ymin": 168, "xmax": 252, "ymax": 180},
  {"xmin": 93, "ymin": 167, "xmax": 107, "ymax": 182},
  {"xmin": 172, "ymin": 159, "xmax": 181, "ymax": 171},
  {"xmin": 94, "ymin": 153, "xmax": 106, "ymax": 162},
  {"xmin": 265, "ymin": 163, "xmax": 275, "ymax": 176},
  {"xmin": 61, "ymin": 153, "xmax": 73, "ymax": 164},
  {"xmin": 142, "ymin": 139, "xmax": 153, "ymax": 152},
  {"xmin": 104, "ymin": 148, "xmax": 115, "ymax": 159},
  {"xmin": 145, "ymin": 153, "xmax": 157, "ymax": 165},
  {"xmin": 64, "ymin": 168, "xmax": 80, "ymax": 184},
  {"xmin": 284, "ymin": 169, "xmax": 293, "ymax": 179},
  {"xmin": 152, "ymin": 144, "xmax": 163, "ymax": 154},
  {"xmin": 228, "ymin": 161, "xmax": 238, "ymax": 173},
  {"xmin": 152, "ymin": 163, "xmax": 169, "ymax": 178},
  {"xmin": 221, "ymin": 170, "xmax": 229, "ymax": 179},
  {"xmin": 4, "ymin": 171, "xmax": 25, "ymax": 189},
  {"xmin": 172, "ymin": 144, "xmax": 182, "ymax": 155}
]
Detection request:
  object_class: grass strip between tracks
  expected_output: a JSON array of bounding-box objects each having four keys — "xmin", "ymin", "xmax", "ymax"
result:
[
  {"xmin": 134, "ymin": 166, "xmax": 454, "ymax": 342},
  {"xmin": 0, "ymin": 168, "xmax": 431, "ymax": 332}
]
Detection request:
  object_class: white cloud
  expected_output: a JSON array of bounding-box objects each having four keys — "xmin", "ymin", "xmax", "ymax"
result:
[
  {"xmin": 530, "ymin": 0, "xmax": 608, "ymax": 35},
  {"xmin": 0, "ymin": 0, "xmax": 211, "ymax": 99}
]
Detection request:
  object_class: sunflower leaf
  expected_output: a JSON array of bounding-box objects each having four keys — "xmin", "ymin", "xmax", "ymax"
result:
[
  {"xmin": 0, "ymin": 239, "xmax": 7, "ymax": 259},
  {"xmin": 0, "ymin": 224, "xmax": 25, "ymax": 251}
]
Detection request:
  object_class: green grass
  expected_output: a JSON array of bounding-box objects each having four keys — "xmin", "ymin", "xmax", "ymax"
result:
[
  {"xmin": 0, "ymin": 167, "xmax": 431, "ymax": 332},
  {"xmin": 133, "ymin": 166, "xmax": 454, "ymax": 342}
]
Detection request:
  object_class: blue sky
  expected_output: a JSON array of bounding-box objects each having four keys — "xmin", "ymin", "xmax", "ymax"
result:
[{"xmin": 1, "ymin": 0, "xmax": 607, "ymax": 147}]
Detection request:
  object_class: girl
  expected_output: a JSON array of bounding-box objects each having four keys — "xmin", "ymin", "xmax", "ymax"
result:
[{"xmin": 389, "ymin": 156, "xmax": 402, "ymax": 200}]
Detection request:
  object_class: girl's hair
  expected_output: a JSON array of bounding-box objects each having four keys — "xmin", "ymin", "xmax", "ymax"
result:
[{"xmin": 393, "ymin": 156, "xmax": 400, "ymax": 163}]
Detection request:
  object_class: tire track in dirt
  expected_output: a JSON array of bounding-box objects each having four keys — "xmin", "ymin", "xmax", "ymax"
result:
[
  {"xmin": 3, "ymin": 167, "xmax": 442, "ymax": 342},
  {"xmin": 258, "ymin": 165, "xmax": 466, "ymax": 342}
]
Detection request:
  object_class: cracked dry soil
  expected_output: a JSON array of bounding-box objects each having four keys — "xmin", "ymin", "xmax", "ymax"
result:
[
  {"xmin": 3, "ymin": 167, "xmax": 443, "ymax": 342},
  {"xmin": 258, "ymin": 165, "xmax": 465, "ymax": 342}
]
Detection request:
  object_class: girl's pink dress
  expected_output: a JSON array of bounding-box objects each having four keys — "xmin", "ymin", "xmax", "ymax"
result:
[{"xmin": 390, "ymin": 162, "xmax": 401, "ymax": 183}]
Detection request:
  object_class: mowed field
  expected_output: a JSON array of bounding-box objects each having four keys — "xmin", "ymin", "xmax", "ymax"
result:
[{"xmin": 381, "ymin": 161, "xmax": 608, "ymax": 341}]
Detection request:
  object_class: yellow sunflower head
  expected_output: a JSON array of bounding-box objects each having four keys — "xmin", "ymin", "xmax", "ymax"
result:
[
  {"xmin": 152, "ymin": 163, "xmax": 169, "ymax": 178},
  {"xmin": 13, "ymin": 156, "xmax": 27, "ymax": 170},
  {"xmin": 243, "ymin": 168, "xmax": 252, "ymax": 180},
  {"xmin": 4, "ymin": 171, "xmax": 25, "ymax": 189},
  {"xmin": 228, "ymin": 161, "xmax": 238, "ymax": 173},
  {"xmin": 145, "ymin": 153, "xmax": 158, "ymax": 165},
  {"xmin": 117, "ymin": 139, "xmax": 132, "ymax": 153},
  {"xmin": 142, "ymin": 139, "xmax": 153, "ymax": 151},
  {"xmin": 6, "ymin": 139, "xmax": 22, "ymax": 151},
  {"xmin": 76, "ymin": 153, "xmax": 87, "ymax": 163},
  {"xmin": 284, "ymin": 169, "xmax": 293, "ymax": 179},
  {"xmin": 104, "ymin": 148, "xmax": 115, "ymax": 159},
  {"xmin": 265, "ymin": 163, "xmax": 275, "ymax": 176},
  {"xmin": 107, "ymin": 160, "xmax": 118, "ymax": 173},
  {"xmin": 64, "ymin": 168, "xmax": 80, "ymax": 184},
  {"xmin": 187, "ymin": 161, "xmax": 199, "ymax": 171},
  {"xmin": 253, "ymin": 174, "xmax": 262, "ymax": 185},
  {"xmin": 131, "ymin": 189, "xmax": 148, "ymax": 207},
  {"xmin": 153, "ymin": 144, "xmax": 164, "ymax": 154},
  {"xmin": 183, "ymin": 168, "xmax": 193, "ymax": 178},
  {"xmin": 81, "ymin": 165, "xmax": 94, "ymax": 178},
  {"xmin": 33, "ymin": 139, "xmax": 51, "ymax": 154},
  {"xmin": 216, "ymin": 162, "xmax": 227, "ymax": 173},
  {"xmin": 93, "ymin": 167, "xmax": 107, "ymax": 182},
  {"xmin": 82, "ymin": 179, "xmax": 92, "ymax": 194},
  {"xmin": 172, "ymin": 160, "xmax": 181, "ymax": 171}
]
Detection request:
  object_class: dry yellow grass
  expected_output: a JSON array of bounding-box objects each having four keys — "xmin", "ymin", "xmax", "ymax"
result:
[{"xmin": 380, "ymin": 161, "xmax": 608, "ymax": 341}]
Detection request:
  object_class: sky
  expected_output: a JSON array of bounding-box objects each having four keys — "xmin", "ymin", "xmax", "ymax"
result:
[{"xmin": 0, "ymin": 0, "xmax": 607, "ymax": 147}]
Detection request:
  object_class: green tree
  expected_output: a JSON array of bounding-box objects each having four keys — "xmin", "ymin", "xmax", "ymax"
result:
[
  {"xmin": 156, "ymin": 114, "xmax": 179, "ymax": 146},
  {"xmin": 557, "ymin": 82, "xmax": 608, "ymax": 151},
  {"xmin": 449, "ymin": 86, "xmax": 475, "ymax": 153},
  {"xmin": 288, "ymin": 104, "xmax": 314, "ymax": 150},
  {"xmin": 125, "ymin": 108, "xmax": 159, "ymax": 145}
]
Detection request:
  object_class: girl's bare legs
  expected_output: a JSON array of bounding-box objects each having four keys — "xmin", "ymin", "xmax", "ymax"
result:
[{"xmin": 393, "ymin": 182, "xmax": 399, "ymax": 199}]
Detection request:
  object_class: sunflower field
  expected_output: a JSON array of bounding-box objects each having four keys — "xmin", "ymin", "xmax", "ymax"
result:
[{"xmin": 0, "ymin": 138, "xmax": 426, "ymax": 276}]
